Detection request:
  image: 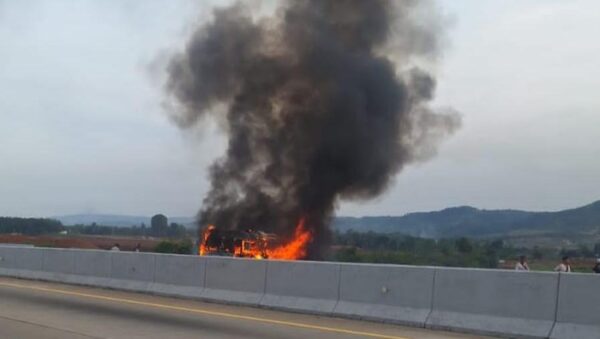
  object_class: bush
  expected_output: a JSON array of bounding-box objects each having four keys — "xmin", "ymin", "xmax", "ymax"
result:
[{"xmin": 154, "ymin": 239, "xmax": 193, "ymax": 254}]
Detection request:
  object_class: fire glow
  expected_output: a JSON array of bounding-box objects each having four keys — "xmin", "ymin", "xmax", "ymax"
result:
[{"xmin": 199, "ymin": 218, "xmax": 312, "ymax": 260}]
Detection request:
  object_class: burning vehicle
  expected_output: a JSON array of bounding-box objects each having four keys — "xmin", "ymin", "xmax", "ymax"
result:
[
  {"xmin": 199, "ymin": 219, "xmax": 312, "ymax": 260},
  {"xmin": 199, "ymin": 225, "xmax": 275, "ymax": 259}
]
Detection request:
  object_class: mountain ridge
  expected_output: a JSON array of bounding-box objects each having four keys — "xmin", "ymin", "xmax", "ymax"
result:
[
  {"xmin": 52, "ymin": 200, "xmax": 600, "ymax": 239},
  {"xmin": 332, "ymin": 200, "xmax": 600, "ymax": 239}
]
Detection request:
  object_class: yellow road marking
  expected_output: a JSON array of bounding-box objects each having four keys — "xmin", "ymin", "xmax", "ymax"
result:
[{"xmin": 0, "ymin": 280, "xmax": 409, "ymax": 339}]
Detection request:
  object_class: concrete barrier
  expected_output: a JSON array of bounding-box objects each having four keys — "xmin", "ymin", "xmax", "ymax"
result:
[
  {"xmin": 333, "ymin": 263, "xmax": 435, "ymax": 326},
  {"xmin": 40, "ymin": 248, "xmax": 76, "ymax": 282},
  {"xmin": 550, "ymin": 273, "xmax": 600, "ymax": 339},
  {"xmin": 426, "ymin": 268, "xmax": 559, "ymax": 338},
  {"xmin": 108, "ymin": 252, "xmax": 156, "ymax": 292},
  {"xmin": 72, "ymin": 250, "xmax": 113, "ymax": 287},
  {"xmin": 8, "ymin": 247, "xmax": 45, "ymax": 280},
  {"xmin": 0, "ymin": 246, "xmax": 73, "ymax": 281},
  {"xmin": 203, "ymin": 256, "xmax": 266, "ymax": 305},
  {"xmin": 151, "ymin": 254, "xmax": 205, "ymax": 298},
  {"xmin": 7, "ymin": 245, "xmax": 600, "ymax": 339},
  {"xmin": 260, "ymin": 260, "xmax": 340, "ymax": 314},
  {"xmin": 0, "ymin": 245, "xmax": 15, "ymax": 276}
]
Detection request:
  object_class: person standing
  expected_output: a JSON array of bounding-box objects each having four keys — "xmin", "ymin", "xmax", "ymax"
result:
[
  {"xmin": 593, "ymin": 258, "xmax": 600, "ymax": 274},
  {"xmin": 554, "ymin": 256, "xmax": 572, "ymax": 272},
  {"xmin": 110, "ymin": 243, "xmax": 120, "ymax": 251},
  {"xmin": 515, "ymin": 255, "xmax": 530, "ymax": 271}
]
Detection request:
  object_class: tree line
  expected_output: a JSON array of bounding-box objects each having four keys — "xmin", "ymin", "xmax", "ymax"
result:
[
  {"xmin": 0, "ymin": 216, "xmax": 190, "ymax": 238},
  {"xmin": 0, "ymin": 217, "xmax": 64, "ymax": 235},
  {"xmin": 332, "ymin": 230, "xmax": 512, "ymax": 268},
  {"xmin": 67, "ymin": 222, "xmax": 188, "ymax": 238},
  {"xmin": 331, "ymin": 230, "xmax": 600, "ymax": 269}
]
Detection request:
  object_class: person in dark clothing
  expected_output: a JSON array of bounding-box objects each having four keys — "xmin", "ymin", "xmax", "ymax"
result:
[{"xmin": 593, "ymin": 259, "xmax": 600, "ymax": 274}]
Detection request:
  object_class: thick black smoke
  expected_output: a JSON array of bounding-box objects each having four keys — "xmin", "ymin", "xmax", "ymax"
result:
[{"xmin": 165, "ymin": 0, "xmax": 460, "ymax": 258}]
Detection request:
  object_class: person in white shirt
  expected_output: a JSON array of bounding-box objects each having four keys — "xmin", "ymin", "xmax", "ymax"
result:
[
  {"xmin": 554, "ymin": 256, "xmax": 572, "ymax": 272},
  {"xmin": 515, "ymin": 255, "xmax": 530, "ymax": 271},
  {"xmin": 110, "ymin": 243, "xmax": 120, "ymax": 251}
]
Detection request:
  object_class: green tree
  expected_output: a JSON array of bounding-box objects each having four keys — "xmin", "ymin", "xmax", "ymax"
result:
[
  {"xmin": 532, "ymin": 246, "xmax": 544, "ymax": 260},
  {"xmin": 456, "ymin": 237, "xmax": 473, "ymax": 253},
  {"xmin": 167, "ymin": 223, "xmax": 187, "ymax": 237},
  {"xmin": 335, "ymin": 247, "xmax": 361, "ymax": 262},
  {"xmin": 489, "ymin": 239, "xmax": 504, "ymax": 251},
  {"xmin": 154, "ymin": 239, "xmax": 192, "ymax": 254},
  {"xmin": 594, "ymin": 243, "xmax": 600, "ymax": 256},
  {"xmin": 579, "ymin": 245, "xmax": 594, "ymax": 258}
]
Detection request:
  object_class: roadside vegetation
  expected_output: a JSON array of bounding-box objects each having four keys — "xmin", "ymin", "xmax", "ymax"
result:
[
  {"xmin": 153, "ymin": 239, "xmax": 194, "ymax": 254},
  {"xmin": 331, "ymin": 230, "xmax": 600, "ymax": 273},
  {"xmin": 0, "ymin": 216, "xmax": 194, "ymax": 252}
]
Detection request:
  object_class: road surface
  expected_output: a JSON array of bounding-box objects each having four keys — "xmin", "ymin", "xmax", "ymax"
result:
[{"xmin": 0, "ymin": 277, "xmax": 494, "ymax": 339}]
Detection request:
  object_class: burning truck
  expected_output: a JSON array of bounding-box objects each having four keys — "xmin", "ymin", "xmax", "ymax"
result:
[{"xmin": 199, "ymin": 219, "xmax": 312, "ymax": 260}]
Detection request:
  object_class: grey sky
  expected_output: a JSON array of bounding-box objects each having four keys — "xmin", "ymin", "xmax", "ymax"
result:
[{"xmin": 1, "ymin": 0, "xmax": 599, "ymax": 218}]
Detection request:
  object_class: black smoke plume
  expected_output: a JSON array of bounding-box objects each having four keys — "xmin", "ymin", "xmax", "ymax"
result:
[{"xmin": 165, "ymin": 0, "xmax": 460, "ymax": 258}]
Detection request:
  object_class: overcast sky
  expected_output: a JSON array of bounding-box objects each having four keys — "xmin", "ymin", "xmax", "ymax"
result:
[{"xmin": 1, "ymin": 0, "xmax": 599, "ymax": 218}]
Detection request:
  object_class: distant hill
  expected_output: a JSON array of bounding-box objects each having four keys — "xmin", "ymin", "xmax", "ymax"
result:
[
  {"xmin": 54, "ymin": 200, "xmax": 600, "ymax": 242},
  {"xmin": 332, "ymin": 200, "xmax": 600, "ymax": 240},
  {"xmin": 55, "ymin": 214, "xmax": 195, "ymax": 228}
]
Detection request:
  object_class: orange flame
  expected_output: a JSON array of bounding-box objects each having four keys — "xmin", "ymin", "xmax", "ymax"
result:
[
  {"xmin": 199, "ymin": 224, "xmax": 215, "ymax": 256},
  {"xmin": 198, "ymin": 219, "xmax": 312, "ymax": 260},
  {"xmin": 267, "ymin": 218, "xmax": 312, "ymax": 260}
]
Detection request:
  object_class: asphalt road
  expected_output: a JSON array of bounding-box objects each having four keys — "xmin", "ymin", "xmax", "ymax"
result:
[{"xmin": 0, "ymin": 277, "xmax": 494, "ymax": 339}]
